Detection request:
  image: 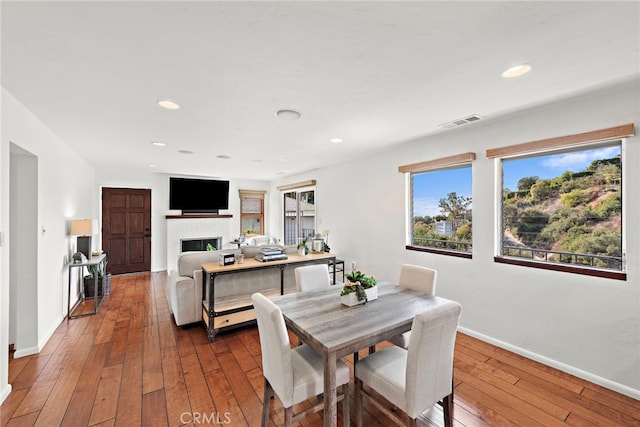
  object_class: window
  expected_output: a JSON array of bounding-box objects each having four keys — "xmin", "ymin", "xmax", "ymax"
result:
[
  {"xmin": 487, "ymin": 123, "xmax": 634, "ymax": 279},
  {"xmin": 239, "ymin": 190, "xmax": 265, "ymax": 236},
  {"xmin": 399, "ymin": 153, "xmax": 475, "ymax": 257},
  {"xmin": 277, "ymin": 180, "xmax": 316, "ymax": 246}
]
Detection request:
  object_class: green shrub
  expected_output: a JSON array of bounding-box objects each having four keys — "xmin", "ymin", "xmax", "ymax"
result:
[
  {"xmin": 455, "ymin": 223, "xmax": 472, "ymax": 242},
  {"xmin": 560, "ymin": 228, "xmax": 621, "ymax": 267},
  {"xmin": 561, "ymin": 189, "xmax": 594, "ymax": 207},
  {"xmin": 585, "ymin": 193, "xmax": 621, "ymax": 220},
  {"xmin": 530, "ymin": 180, "xmax": 555, "ymax": 203},
  {"xmin": 512, "ymin": 208, "xmax": 549, "ymax": 245}
]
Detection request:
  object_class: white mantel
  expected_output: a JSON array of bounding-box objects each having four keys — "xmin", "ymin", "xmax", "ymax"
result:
[{"xmin": 166, "ymin": 215, "xmax": 234, "ymax": 273}]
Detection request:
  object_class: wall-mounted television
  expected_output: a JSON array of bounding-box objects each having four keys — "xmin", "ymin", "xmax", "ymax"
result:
[{"xmin": 169, "ymin": 177, "xmax": 229, "ymax": 214}]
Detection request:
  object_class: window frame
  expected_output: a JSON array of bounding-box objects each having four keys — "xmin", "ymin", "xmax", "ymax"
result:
[
  {"xmin": 239, "ymin": 189, "xmax": 266, "ymax": 237},
  {"xmin": 399, "ymin": 152, "xmax": 475, "ymax": 259},
  {"xmin": 487, "ymin": 124, "xmax": 634, "ymax": 281},
  {"xmin": 277, "ymin": 180, "xmax": 317, "ymax": 246}
]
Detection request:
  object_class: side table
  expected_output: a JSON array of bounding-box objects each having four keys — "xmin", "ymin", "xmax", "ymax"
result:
[
  {"xmin": 67, "ymin": 253, "xmax": 107, "ymax": 319},
  {"xmin": 329, "ymin": 258, "xmax": 345, "ymax": 284}
]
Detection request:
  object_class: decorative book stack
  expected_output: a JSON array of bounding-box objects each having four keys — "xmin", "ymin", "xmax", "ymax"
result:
[{"xmin": 254, "ymin": 247, "xmax": 288, "ymax": 262}]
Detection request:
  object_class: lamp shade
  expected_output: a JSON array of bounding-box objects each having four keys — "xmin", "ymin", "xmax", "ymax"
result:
[{"xmin": 70, "ymin": 219, "xmax": 96, "ymax": 236}]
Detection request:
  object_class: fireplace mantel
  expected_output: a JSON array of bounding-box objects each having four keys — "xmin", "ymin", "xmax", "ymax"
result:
[{"xmin": 166, "ymin": 214, "xmax": 233, "ymax": 219}]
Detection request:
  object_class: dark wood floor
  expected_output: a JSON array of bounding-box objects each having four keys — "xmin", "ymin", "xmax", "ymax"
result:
[{"xmin": 1, "ymin": 272, "xmax": 638, "ymax": 426}]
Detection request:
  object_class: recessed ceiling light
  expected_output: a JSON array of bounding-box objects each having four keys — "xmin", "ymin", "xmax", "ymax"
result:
[
  {"xmin": 151, "ymin": 141, "xmax": 166, "ymax": 147},
  {"xmin": 502, "ymin": 63, "xmax": 532, "ymax": 78},
  {"xmin": 217, "ymin": 155, "xmax": 232, "ymax": 159},
  {"xmin": 157, "ymin": 99, "xmax": 180, "ymax": 110},
  {"xmin": 147, "ymin": 164, "xmax": 157, "ymax": 168},
  {"xmin": 330, "ymin": 138, "xmax": 343, "ymax": 143},
  {"xmin": 275, "ymin": 109, "xmax": 301, "ymax": 120},
  {"xmin": 178, "ymin": 150, "xmax": 193, "ymax": 154}
]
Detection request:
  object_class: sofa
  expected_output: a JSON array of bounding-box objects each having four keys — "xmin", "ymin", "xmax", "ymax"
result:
[{"xmin": 168, "ymin": 245, "xmax": 307, "ymax": 327}]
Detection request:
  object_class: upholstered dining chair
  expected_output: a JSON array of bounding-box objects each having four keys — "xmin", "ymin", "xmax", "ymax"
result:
[
  {"xmin": 388, "ymin": 264, "xmax": 438, "ymax": 348},
  {"xmin": 355, "ymin": 300, "xmax": 462, "ymax": 427},
  {"xmin": 251, "ymin": 293, "xmax": 350, "ymax": 427},
  {"xmin": 294, "ymin": 264, "xmax": 331, "ymax": 292}
]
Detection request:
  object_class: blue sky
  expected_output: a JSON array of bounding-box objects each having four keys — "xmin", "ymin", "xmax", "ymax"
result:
[
  {"xmin": 413, "ymin": 145, "xmax": 620, "ymax": 217},
  {"xmin": 413, "ymin": 167, "xmax": 472, "ymax": 217}
]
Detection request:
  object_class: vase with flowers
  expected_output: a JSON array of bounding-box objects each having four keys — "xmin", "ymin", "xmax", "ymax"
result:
[{"xmin": 340, "ymin": 270, "xmax": 377, "ymax": 306}]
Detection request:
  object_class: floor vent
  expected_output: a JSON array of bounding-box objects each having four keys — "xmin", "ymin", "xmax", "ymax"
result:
[{"xmin": 439, "ymin": 114, "xmax": 482, "ymax": 129}]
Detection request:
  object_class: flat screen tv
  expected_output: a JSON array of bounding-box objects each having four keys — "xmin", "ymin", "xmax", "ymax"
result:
[{"xmin": 169, "ymin": 177, "xmax": 229, "ymax": 214}]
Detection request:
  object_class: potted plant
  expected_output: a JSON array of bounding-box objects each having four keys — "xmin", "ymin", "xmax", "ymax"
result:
[
  {"xmin": 83, "ymin": 261, "xmax": 111, "ymax": 298},
  {"xmin": 297, "ymin": 237, "xmax": 309, "ymax": 256},
  {"xmin": 340, "ymin": 270, "xmax": 377, "ymax": 306}
]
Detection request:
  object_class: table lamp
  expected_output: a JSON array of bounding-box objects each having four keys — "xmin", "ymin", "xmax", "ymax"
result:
[{"xmin": 70, "ymin": 219, "xmax": 97, "ymax": 262}]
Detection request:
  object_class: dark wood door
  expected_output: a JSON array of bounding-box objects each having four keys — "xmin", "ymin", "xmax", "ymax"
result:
[{"xmin": 102, "ymin": 188, "xmax": 151, "ymax": 274}]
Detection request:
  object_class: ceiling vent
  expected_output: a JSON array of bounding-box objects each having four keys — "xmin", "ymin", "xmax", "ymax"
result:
[{"xmin": 438, "ymin": 114, "xmax": 482, "ymax": 129}]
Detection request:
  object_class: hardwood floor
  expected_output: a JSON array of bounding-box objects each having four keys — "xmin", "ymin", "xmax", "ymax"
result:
[{"xmin": 2, "ymin": 272, "xmax": 638, "ymax": 426}]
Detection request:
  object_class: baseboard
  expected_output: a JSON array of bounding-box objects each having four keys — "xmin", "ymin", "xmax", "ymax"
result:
[
  {"xmin": 0, "ymin": 384, "xmax": 12, "ymax": 405},
  {"xmin": 39, "ymin": 315, "xmax": 63, "ymax": 352},
  {"xmin": 14, "ymin": 345, "xmax": 40, "ymax": 358},
  {"xmin": 458, "ymin": 326, "xmax": 640, "ymax": 400},
  {"xmin": 13, "ymin": 314, "xmax": 63, "ymax": 359}
]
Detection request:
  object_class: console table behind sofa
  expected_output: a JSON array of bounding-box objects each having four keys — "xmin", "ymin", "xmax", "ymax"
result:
[{"xmin": 201, "ymin": 251, "xmax": 336, "ymax": 342}]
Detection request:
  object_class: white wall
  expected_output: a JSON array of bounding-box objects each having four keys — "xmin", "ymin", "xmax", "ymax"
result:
[
  {"xmin": 94, "ymin": 169, "xmax": 271, "ymax": 273},
  {"xmin": 270, "ymin": 79, "xmax": 640, "ymax": 397},
  {"xmin": 9, "ymin": 147, "xmax": 38, "ymax": 354},
  {"xmin": 0, "ymin": 89, "xmax": 11, "ymax": 404},
  {"xmin": 1, "ymin": 87, "xmax": 97, "ymax": 402}
]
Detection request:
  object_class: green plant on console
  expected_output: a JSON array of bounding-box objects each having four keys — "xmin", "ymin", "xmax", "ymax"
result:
[
  {"xmin": 340, "ymin": 270, "xmax": 377, "ymax": 303},
  {"xmin": 87, "ymin": 260, "xmax": 108, "ymax": 278},
  {"xmin": 297, "ymin": 237, "xmax": 309, "ymax": 255}
]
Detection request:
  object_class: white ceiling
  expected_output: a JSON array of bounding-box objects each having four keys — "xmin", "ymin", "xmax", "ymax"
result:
[{"xmin": 2, "ymin": 1, "xmax": 639, "ymax": 181}]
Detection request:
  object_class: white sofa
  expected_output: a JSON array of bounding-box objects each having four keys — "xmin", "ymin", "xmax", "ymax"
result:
[{"xmin": 168, "ymin": 245, "xmax": 307, "ymax": 327}]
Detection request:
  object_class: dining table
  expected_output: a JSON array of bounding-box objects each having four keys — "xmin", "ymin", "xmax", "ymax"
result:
[{"xmin": 269, "ymin": 281, "xmax": 454, "ymax": 427}]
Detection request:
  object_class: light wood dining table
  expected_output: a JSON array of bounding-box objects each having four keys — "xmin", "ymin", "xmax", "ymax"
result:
[{"xmin": 269, "ymin": 282, "xmax": 453, "ymax": 427}]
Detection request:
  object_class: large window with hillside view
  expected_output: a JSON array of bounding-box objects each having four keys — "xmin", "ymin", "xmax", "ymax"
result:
[
  {"xmin": 501, "ymin": 143, "xmax": 623, "ymax": 273},
  {"xmin": 403, "ymin": 151, "xmax": 475, "ymax": 257}
]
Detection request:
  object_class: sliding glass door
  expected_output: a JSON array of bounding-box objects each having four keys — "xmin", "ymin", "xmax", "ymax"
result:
[{"xmin": 283, "ymin": 189, "xmax": 315, "ymax": 246}]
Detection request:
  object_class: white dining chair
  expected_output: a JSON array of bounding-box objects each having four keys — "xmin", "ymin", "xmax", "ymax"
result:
[
  {"xmin": 294, "ymin": 264, "xmax": 331, "ymax": 292},
  {"xmin": 388, "ymin": 264, "xmax": 438, "ymax": 348},
  {"xmin": 251, "ymin": 292, "xmax": 350, "ymax": 427},
  {"xmin": 355, "ymin": 300, "xmax": 462, "ymax": 427}
]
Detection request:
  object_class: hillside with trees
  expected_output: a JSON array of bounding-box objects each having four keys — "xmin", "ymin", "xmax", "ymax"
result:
[{"xmin": 502, "ymin": 156, "xmax": 621, "ymax": 269}]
